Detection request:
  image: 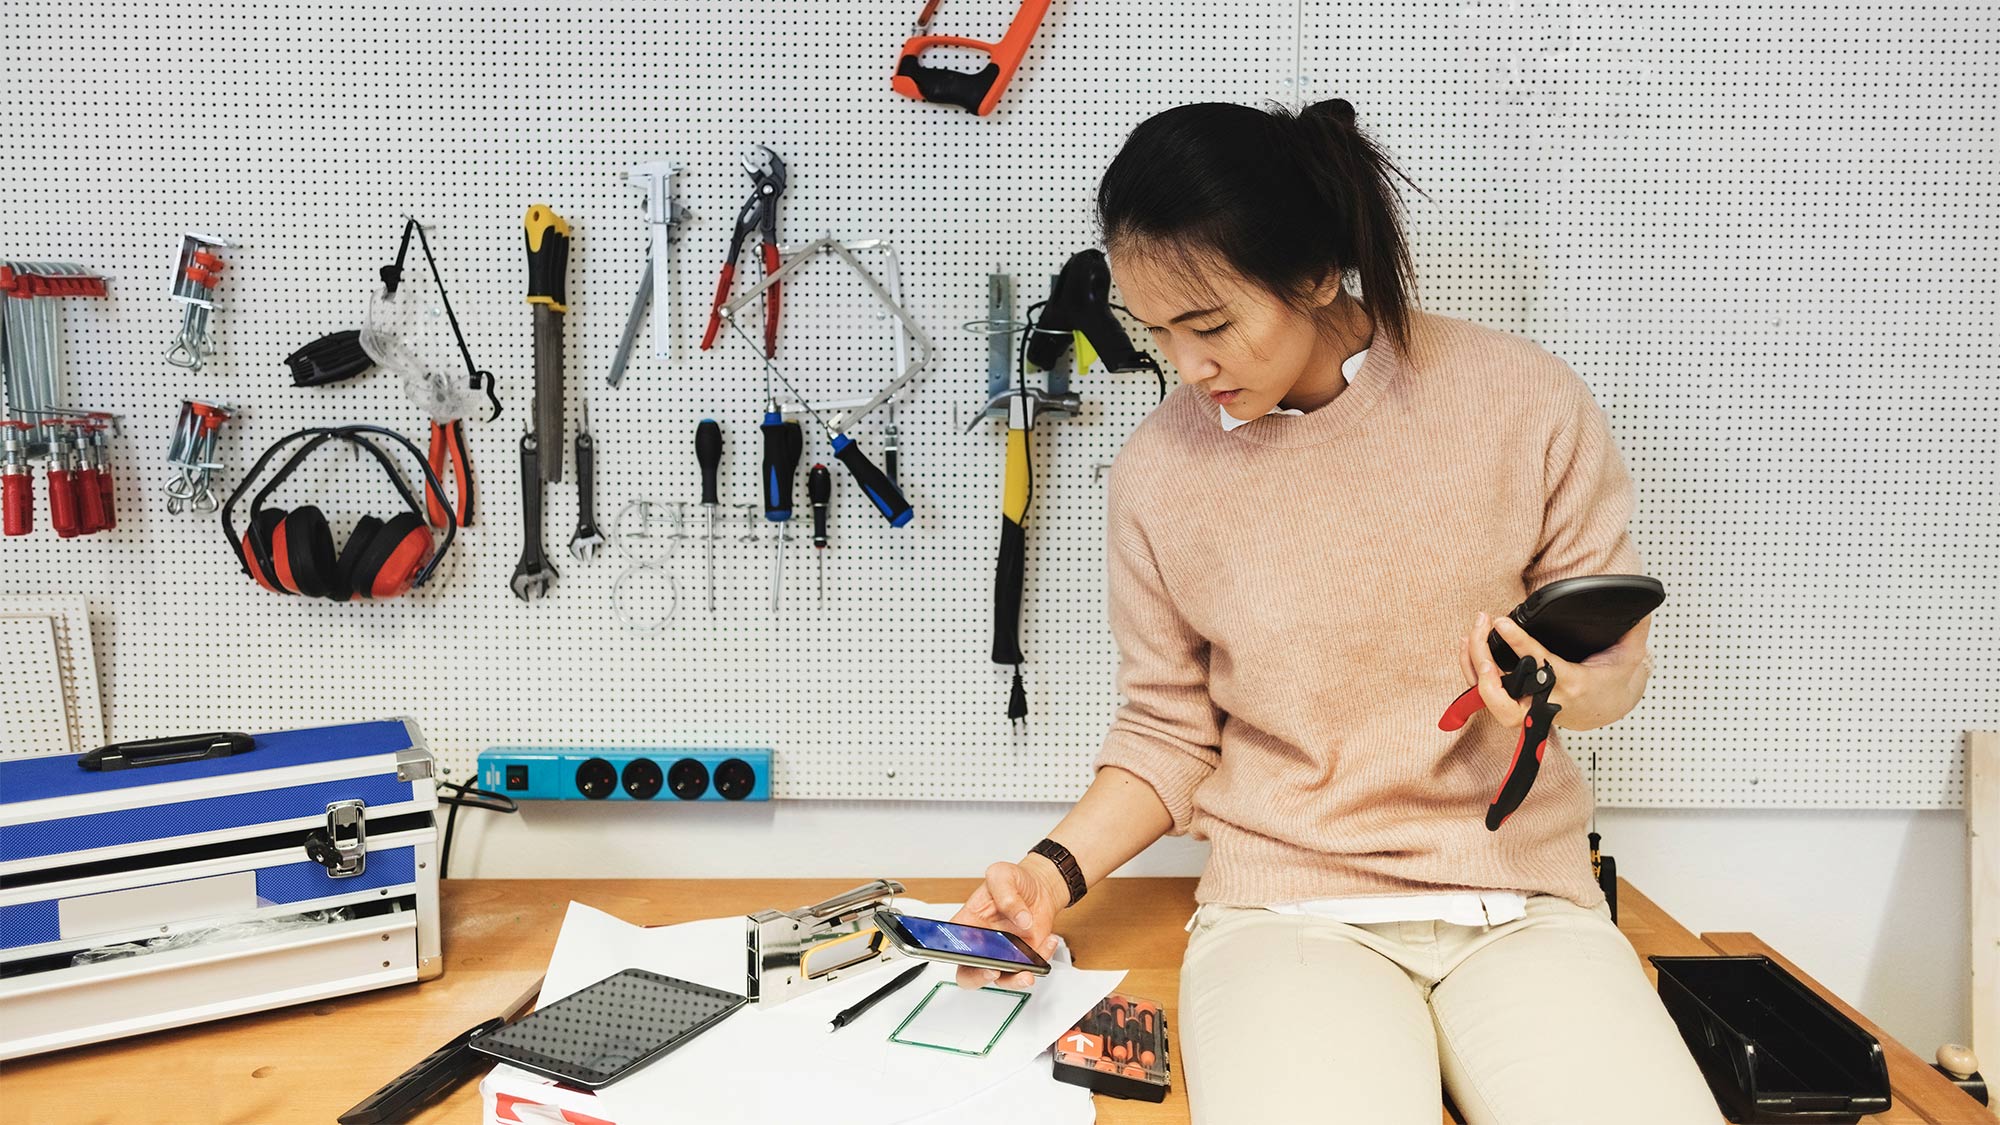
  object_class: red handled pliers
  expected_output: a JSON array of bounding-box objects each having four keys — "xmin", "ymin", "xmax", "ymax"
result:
[
  {"xmin": 1438, "ymin": 654, "xmax": 1563, "ymax": 831},
  {"xmin": 426, "ymin": 418, "xmax": 474, "ymax": 528},
  {"xmin": 700, "ymin": 146, "xmax": 787, "ymax": 357}
]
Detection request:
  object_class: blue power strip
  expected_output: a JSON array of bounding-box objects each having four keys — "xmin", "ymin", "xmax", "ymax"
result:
[{"xmin": 477, "ymin": 748, "xmax": 772, "ymax": 802}]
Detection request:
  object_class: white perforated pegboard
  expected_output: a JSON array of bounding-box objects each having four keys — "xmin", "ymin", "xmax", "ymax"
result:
[
  {"xmin": 0, "ymin": 617, "xmax": 68, "ymax": 754},
  {"xmin": 0, "ymin": 1, "xmax": 1991, "ymax": 807}
]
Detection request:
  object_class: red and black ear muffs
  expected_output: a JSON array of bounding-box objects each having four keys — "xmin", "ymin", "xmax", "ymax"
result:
[{"xmin": 224, "ymin": 426, "xmax": 458, "ymax": 601}]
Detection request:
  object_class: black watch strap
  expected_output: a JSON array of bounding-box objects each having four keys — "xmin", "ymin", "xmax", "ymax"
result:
[{"xmin": 1031, "ymin": 837, "xmax": 1088, "ymax": 907}]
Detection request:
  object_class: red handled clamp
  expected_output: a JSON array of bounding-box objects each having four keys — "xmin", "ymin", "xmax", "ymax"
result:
[
  {"xmin": 1, "ymin": 420, "xmax": 34, "ymax": 537},
  {"xmin": 700, "ymin": 146, "xmax": 786, "ymax": 357},
  {"xmin": 1438, "ymin": 655, "xmax": 1563, "ymax": 831},
  {"xmin": 892, "ymin": 0, "xmax": 1050, "ymax": 116},
  {"xmin": 81, "ymin": 415, "xmax": 116, "ymax": 532}
]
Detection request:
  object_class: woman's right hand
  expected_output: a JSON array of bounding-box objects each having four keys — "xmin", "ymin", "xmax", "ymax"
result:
[{"xmin": 950, "ymin": 859, "xmax": 1064, "ymax": 990}]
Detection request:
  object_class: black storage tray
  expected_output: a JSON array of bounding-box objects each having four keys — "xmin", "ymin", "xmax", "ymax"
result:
[{"xmin": 1649, "ymin": 955, "xmax": 1891, "ymax": 1124}]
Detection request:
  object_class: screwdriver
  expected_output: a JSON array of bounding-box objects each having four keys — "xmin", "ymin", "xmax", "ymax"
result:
[
  {"xmin": 884, "ymin": 404, "xmax": 900, "ymax": 484},
  {"xmin": 761, "ymin": 409, "xmax": 803, "ymax": 614},
  {"xmin": 696, "ymin": 419, "xmax": 723, "ymax": 613},
  {"xmin": 808, "ymin": 463, "xmax": 831, "ymax": 608}
]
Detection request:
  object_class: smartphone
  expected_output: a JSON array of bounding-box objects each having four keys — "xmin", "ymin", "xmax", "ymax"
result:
[
  {"xmin": 467, "ymin": 968, "xmax": 746, "ymax": 1089},
  {"xmin": 871, "ymin": 911, "xmax": 1052, "ymax": 976},
  {"xmin": 1489, "ymin": 574, "xmax": 1665, "ymax": 667}
]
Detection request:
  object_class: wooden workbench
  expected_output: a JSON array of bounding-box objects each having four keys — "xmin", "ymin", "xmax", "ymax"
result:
[{"xmin": 1, "ymin": 878, "xmax": 1989, "ymax": 1124}]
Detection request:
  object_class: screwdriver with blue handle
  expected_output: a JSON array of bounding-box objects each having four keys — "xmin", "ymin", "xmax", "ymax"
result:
[{"xmin": 762, "ymin": 409, "xmax": 803, "ymax": 613}]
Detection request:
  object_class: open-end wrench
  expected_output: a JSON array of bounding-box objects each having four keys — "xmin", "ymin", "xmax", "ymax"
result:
[
  {"xmin": 511, "ymin": 429, "xmax": 558, "ymax": 601},
  {"xmin": 569, "ymin": 400, "xmax": 604, "ymax": 561}
]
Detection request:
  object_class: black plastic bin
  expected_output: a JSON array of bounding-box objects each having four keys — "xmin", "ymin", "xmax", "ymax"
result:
[{"xmin": 1650, "ymin": 955, "xmax": 1892, "ymax": 1123}]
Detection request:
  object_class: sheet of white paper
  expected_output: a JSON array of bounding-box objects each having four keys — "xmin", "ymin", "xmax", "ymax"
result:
[
  {"xmin": 486, "ymin": 1036, "xmax": 1093, "ymax": 1125},
  {"xmin": 529, "ymin": 898, "xmax": 1119, "ymax": 1125}
]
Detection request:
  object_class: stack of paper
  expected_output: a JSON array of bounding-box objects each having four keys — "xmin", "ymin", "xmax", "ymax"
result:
[{"xmin": 482, "ymin": 899, "xmax": 1122, "ymax": 1125}]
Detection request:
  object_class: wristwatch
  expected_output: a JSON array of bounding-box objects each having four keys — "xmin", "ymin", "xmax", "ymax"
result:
[{"xmin": 1030, "ymin": 837, "xmax": 1088, "ymax": 907}]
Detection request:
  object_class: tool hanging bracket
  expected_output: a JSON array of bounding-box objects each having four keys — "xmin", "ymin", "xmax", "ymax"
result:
[{"xmin": 718, "ymin": 236, "xmax": 931, "ymax": 526}]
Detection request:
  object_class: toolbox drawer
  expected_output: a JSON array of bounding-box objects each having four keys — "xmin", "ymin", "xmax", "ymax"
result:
[{"xmin": 1, "ymin": 904, "xmax": 419, "ymax": 1059}]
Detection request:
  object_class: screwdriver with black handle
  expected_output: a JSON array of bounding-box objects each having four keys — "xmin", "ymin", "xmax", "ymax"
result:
[
  {"xmin": 761, "ymin": 409, "xmax": 803, "ymax": 614},
  {"xmin": 696, "ymin": 419, "xmax": 722, "ymax": 612},
  {"xmin": 808, "ymin": 463, "xmax": 831, "ymax": 608}
]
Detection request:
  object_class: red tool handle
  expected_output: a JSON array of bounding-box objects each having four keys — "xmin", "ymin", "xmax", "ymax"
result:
[
  {"xmin": 96, "ymin": 459, "xmax": 116, "ymax": 531},
  {"xmin": 426, "ymin": 422, "xmax": 450, "ymax": 527},
  {"xmin": 83, "ymin": 418, "xmax": 117, "ymax": 531},
  {"xmin": 2, "ymin": 472, "xmax": 29, "ymax": 536},
  {"xmin": 761, "ymin": 242, "xmax": 781, "ymax": 358},
  {"xmin": 701, "ymin": 263, "xmax": 738, "ymax": 350},
  {"xmin": 47, "ymin": 467, "xmax": 81, "ymax": 538},
  {"xmin": 75, "ymin": 466, "xmax": 107, "ymax": 533}
]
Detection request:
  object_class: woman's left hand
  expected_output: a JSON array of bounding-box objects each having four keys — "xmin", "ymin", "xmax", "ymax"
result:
[{"xmin": 1459, "ymin": 612, "xmax": 1654, "ymax": 732}]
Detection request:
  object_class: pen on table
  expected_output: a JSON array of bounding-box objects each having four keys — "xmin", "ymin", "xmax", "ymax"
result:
[
  {"xmin": 337, "ymin": 974, "xmax": 544, "ymax": 1125},
  {"xmin": 829, "ymin": 962, "xmax": 928, "ymax": 1032}
]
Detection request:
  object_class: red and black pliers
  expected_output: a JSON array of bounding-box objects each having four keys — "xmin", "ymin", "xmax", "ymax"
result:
[
  {"xmin": 1438, "ymin": 652, "xmax": 1563, "ymax": 831},
  {"xmin": 426, "ymin": 418, "xmax": 474, "ymax": 528},
  {"xmin": 700, "ymin": 146, "xmax": 787, "ymax": 357}
]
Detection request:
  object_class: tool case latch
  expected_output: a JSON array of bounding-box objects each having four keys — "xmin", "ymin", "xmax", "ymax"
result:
[
  {"xmin": 395, "ymin": 748, "xmax": 434, "ymax": 782},
  {"xmin": 304, "ymin": 799, "xmax": 367, "ymax": 878}
]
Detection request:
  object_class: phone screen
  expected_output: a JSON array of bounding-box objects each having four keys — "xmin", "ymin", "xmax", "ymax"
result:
[
  {"xmin": 468, "ymin": 968, "xmax": 746, "ymax": 1088},
  {"xmin": 883, "ymin": 914, "xmax": 1044, "ymax": 967}
]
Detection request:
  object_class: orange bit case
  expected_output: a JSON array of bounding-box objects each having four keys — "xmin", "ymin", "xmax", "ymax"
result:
[{"xmin": 1051, "ymin": 992, "xmax": 1170, "ymax": 1102}]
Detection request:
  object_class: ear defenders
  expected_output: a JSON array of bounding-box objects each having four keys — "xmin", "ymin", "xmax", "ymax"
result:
[{"xmin": 222, "ymin": 425, "xmax": 458, "ymax": 601}]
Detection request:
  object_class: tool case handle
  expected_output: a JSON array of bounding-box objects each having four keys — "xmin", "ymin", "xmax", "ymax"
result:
[{"xmin": 79, "ymin": 732, "xmax": 255, "ymax": 772}]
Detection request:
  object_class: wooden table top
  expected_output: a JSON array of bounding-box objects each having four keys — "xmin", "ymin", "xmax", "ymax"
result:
[{"xmin": 1, "ymin": 878, "xmax": 1988, "ymax": 1125}]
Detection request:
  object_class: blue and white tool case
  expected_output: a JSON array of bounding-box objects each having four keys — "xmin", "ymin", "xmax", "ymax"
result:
[{"xmin": 0, "ymin": 719, "xmax": 442, "ymax": 1059}]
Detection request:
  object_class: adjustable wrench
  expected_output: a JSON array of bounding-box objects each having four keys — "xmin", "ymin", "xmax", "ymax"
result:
[
  {"xmin": 569, "ymin": 400, "xmax": 604, "ymax": 561},
  {"xmin": 511, "ymin": 429, "xmax": 558, "ymax": 601}
]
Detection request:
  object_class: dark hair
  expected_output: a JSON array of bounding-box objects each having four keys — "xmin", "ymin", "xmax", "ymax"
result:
[{"xmin": 1097, "ymin": 98, "xmax": 1425, "ymax": 356}]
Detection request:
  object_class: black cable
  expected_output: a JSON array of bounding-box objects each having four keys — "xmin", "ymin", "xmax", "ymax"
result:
[
  {"xmin": 1054, "ymin": 300, "xmax": 1164, "ymax": 401},
  {"xmin": 384, "ymin": 217, "xmax": 499, "ymax": 422},
  {"xmin": 437, "ymin": 773, "xmax": 518, "ymax": 880},
  {"xmin": 1005, "ymin": 303, "xmax": 1047, "ymax": 732},
  {"xmin": 1010, "ymin": 397, "xmax": 1035, "ymax": 731}
]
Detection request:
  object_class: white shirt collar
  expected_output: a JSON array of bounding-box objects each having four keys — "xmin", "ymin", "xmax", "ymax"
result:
[{"xmin": 1218, "ymin": 347, "xmax": 1370, "ymax": 432}]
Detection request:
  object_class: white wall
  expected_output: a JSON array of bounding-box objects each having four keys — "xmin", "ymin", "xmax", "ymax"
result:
[{"xmin": 455, "ymin": 802, "xmax": 1971, "ymax": 1058}]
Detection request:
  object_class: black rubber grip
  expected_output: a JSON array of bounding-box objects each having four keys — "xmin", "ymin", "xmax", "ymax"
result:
[
  {"xmin": 896, "ymin": 56, "xmax": 1000, "ymax": 115},
  {"xmin": 808, "ymin": 464, "xmax": 831, "ymax": 548},
  {"xmin": 832, "ymin": 436, "xmax": 911, "ymax": 526},
  {"xmin": 762, "ymin": 413, "xmax": 801, "ymax": 520},
  {"xmin": 524, "ymin": 206, "xmax": 571, "ymax": 308},
  {"xmin": 696, "ymin": 419, "xmax": 722, "ymax": 506},
  {"xmin": 992, "ymin": 514, "xmax": 1026, "ymax": 665},
  {"xmin": 1486, "ymin": 695, "xmax": 1562, "ymax": 831}
]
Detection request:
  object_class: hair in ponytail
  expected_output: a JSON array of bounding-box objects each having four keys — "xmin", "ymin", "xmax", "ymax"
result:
[{"xmin": 1096, "ymin": 98, "xmax": 1425, "ymax": 355}]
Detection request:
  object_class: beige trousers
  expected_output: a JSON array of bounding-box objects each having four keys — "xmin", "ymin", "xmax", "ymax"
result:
[{"xmin": 1177, "ymin": 895, "xmax": 1722, "ymax": 1124}]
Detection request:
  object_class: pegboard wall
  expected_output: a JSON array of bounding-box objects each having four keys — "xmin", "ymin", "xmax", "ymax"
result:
[{"xmin": 1, "ymin": 1, "xmax": 1992, "ymax": 808}]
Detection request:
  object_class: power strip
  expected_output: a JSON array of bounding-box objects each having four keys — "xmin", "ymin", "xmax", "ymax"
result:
[{"xmin": 477, "ymin": 748, "xmax": 772, "ymax": 802}]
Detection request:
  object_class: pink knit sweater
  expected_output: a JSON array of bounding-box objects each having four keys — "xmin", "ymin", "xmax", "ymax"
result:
[{"xmin": 1092, "ymin": 308, "xmax": 1643, "ymax": 909}]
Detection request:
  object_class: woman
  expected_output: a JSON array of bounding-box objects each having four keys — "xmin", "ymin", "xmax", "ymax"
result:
[{"xmin": 949, "ymin": 99, "xmax": 1718, "ymax": 1124}]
